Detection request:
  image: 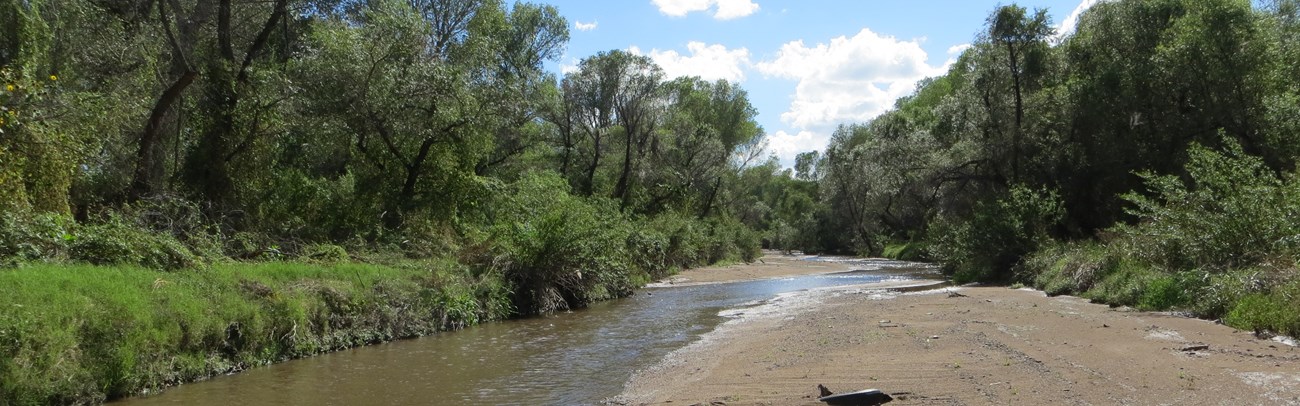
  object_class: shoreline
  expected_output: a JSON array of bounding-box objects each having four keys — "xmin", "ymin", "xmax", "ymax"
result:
[
  {"xmin": 648, "ymin": 253, "xmax": 941, "ymax": 288},
  {"xmin": 616, "ymin": 257, "xmax": 1300, "ymax": 405}
]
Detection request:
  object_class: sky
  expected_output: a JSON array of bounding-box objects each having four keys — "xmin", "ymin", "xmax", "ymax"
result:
[{"xmin": 540, "ymin": 0, "xmax": 1103, "ymax": 166}]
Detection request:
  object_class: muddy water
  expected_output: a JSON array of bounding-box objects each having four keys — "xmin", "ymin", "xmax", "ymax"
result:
[{"xmin": 119, "ymin": 258, "xmax": 938, "ymax": 406}]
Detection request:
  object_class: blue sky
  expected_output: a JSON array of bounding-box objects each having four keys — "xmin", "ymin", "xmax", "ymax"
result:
[{"xmin": 541, "ymin": 0, "xmax": 1100, "ymax": 166}]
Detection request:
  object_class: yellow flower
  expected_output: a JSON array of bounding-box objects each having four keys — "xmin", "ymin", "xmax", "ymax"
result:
[
  {"xmin": 4, "ymin": 84, "xmax": 12, "ymax": 92},
  {"xmin": 49, "ymin": 75, "xmax": 57, "ymax": 81}
]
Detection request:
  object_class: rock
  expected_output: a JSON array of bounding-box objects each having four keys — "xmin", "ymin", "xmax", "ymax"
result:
[{"xmin": 818, "ymin": 384, "xmax": 835, "ymax": 397}]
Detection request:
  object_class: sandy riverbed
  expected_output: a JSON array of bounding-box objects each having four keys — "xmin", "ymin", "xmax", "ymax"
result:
[{"xmin": 615, "ymin": 255, "xmax": 1300, "ymax": 405}]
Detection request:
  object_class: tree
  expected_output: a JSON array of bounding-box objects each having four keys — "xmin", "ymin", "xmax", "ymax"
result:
[
  {"xmin": 179, "ymin": 0, "xmax": 291, "ymax": 210},
  {"xmin": 982, "ymin": 5, "xmax": 1053, "ymax": 183}
]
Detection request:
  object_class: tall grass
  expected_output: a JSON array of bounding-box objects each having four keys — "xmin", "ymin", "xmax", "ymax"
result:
[{"xmin": 0, "ymin": 261, "xmax": 509, "ymax": 405}]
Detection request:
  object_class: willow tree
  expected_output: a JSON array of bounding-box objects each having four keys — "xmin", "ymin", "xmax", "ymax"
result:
[{"xmin": 981, "ymin": 5, "xmax": 1053, "ymax": 183}]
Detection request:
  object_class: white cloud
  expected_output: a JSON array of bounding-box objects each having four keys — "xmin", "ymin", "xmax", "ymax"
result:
[
  {"xmin": 947, "ymin": 43, "xmax": 971, "ymax": 56},
  {"xmin": 1052, "ymin": 0, "xmax": 1107, "ymax": 43},
  {"xmin": 767, "ymin": 130, "xmax": 826, "ymax": 165},
  {"xmin": 574, "ymin": 20, "xmax": 598, "ymax": 31},
  {"xmin": 650, "ymin": 0, "xmax": 760, "ymax": 20},
  {"xmin": 629, "ymin": 42, "xmax": 751, "ymax": 83},
  {"xmin": 713, "ymin": 0, "xmax": 761, "ymax": 20},
  {"xmin": 756, "ymin": 28, "xmax": 945, "ymax": 129},
  {"xmin": 559, "ymin": 57, "xmax": 580, "ymax": 74},
  {"xmin": 652, "ymin": 0, "xmax": 711, "ymax": 16}
]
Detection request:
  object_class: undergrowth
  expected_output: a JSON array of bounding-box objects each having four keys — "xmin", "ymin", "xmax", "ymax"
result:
[{"xmin": 1022, "ymin": 142, "xmax": 1300, "ymax": 337}]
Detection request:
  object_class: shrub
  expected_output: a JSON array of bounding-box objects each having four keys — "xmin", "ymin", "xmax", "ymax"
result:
[
  {"xmin": 481, "ymin": 172, "xmax": 639, "ymax": 314},
  {"xmin": 299, "ymin": 243, "xmax": 349, "ymax": 262},
  {"xmin": 882, "ymin": 241, "xmax": 927, "ymax": 261},
  {"xmin": 626, "ymin": 226, "xmax": 670, "ymax": 279},
  {"xmin": 0, "ymin": 212, "xmax": 73, "ymax": 266},
  {"xmin": 929, "ymin": 185, "xmax": 1064, "ymax": 282},
  {"xmin": 651, "ymin": 213, "xmax": 708, "ymax": 268},
  {"xmin": 68, "ymin": 217, "xmax": 197, "ymax": 271},
  {"xmin": 1224, "ymin": 281, "xmax": 1300, "ymax": 337},
  {"xmin": 1117, "ymin": 140, "xmax": 1300, "ymax": 271},
  {"xmin": 704, "ymin": 215, "xmax": 762, "ymax": 264}
]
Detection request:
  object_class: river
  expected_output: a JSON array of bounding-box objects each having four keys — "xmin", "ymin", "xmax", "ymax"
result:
[{"xmin": 118, "ymin": 257, "xmax": 938, "ymax": 405}]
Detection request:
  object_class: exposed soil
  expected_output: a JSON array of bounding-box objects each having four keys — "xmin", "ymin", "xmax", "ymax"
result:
[{"xmin": 617, "ymin": 257, "xmax": 1300, "ymax": 405}]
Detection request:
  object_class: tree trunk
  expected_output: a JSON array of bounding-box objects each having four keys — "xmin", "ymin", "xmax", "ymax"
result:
[
  {"xmin": 615, "ymin": 128, "xmax": 634, "ymax": 208},
  {"xmin": 584, "ymin": 133, "xmax": 601, "ymax": 196},
  {"xmin": 1006, "ymin": 41, "xmax": 1023, "ymax": 183},
  {"xmin": 130, "ymin": 70, "xmax": 196, "ymax": 200}
]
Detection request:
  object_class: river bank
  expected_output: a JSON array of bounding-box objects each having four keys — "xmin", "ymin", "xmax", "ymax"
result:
[{"xmin": 618, "ymin": 257, "xmax": 1300, "ymax": 405}]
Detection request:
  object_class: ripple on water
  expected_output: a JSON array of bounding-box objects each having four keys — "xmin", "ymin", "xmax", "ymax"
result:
[{"xmin": 114, "ymin": 258, "xmax": 938, "ymax": 406}]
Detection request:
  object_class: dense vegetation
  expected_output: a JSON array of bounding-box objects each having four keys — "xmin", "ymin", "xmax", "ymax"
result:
[
  {"xmin": 790, "ymin": 0, "xmax": 1300, "ymax": 339},
  {"xmin": 0, "ymin": 0, "xmax": 774, "ymax": 403}
]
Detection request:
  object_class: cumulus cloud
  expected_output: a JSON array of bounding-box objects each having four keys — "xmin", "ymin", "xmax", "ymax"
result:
[
  {"xmin": 629, "ymin": 42, "xmax": 751, "ymax": 83},
  {"xmin": 651, "ymin": 0, "xmax": 760, "ymax": 20},
  {"xmin": 1052, "ymin": 0, "xmax": 1108, "ymax": 43},
  {"xmin": 766, "ymin": 130, "xmax": 826, "ymax": 166},
  {"xmin": 574, "ymin": 20, "xmax": 598, "ymax": 31},
  {"xmin": 947, "ymin": 43, "xmax": 972, "ymax": 56},
  {"xmin": 713, "ymin": 0, "xmax": 761, "ymax": 19},
  {"xmin": 756, "ymin": 28, "xmax": 945, "ymax": 129}
]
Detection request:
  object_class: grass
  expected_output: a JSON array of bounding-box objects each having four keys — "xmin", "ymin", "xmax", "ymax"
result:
[
  {"xmin": 882, "ymin": 241, "xmax": 927, "ymax": 261},
  {"xmin": 0, "ymin": 260, "xmax": 511, "ymax": 405},
  {"xmin": 1022, "ymin": 241, "xmax": 1300, "ymax": 338}
]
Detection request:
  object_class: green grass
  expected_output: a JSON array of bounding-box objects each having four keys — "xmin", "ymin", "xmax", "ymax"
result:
[
  {"xmin": 1021, "ymin": 240, "xmax": 1300, "ymax": 339},
  {"xmin": 882, "ymin": 242, "xmax": 927, "ymax": 261},
  {"xmin": 0, "ymin": 260, "xmax": 511, "ymax": 405}
]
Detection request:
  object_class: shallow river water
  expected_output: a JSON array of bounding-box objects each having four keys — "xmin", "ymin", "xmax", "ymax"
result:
[{"xmin": 118, "ymin": 258, "xmax": 937, "ymax": 405}]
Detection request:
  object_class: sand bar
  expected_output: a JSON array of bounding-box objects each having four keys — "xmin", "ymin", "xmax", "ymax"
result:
[{"xmin": 616, "ymin": 255, "xmax": 1300, "ymax": 405}]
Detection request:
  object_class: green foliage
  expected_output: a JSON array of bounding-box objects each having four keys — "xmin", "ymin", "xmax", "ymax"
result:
[
  {"xmin": 68, "ymin": 216, "xmax": 197, "ymax": 271},
  {"xmin": 882, "ymin": 242, "xmax": 927, "ymax": 261},
  {"xmin": 929, "ymin": 186, "xmax": 1063, "ymax": 282},
  {"xmin": 0, "ymin": 212, "xmax": 72, "ymax": 266},
  {"xmin": 1117, "ymin": 140, "xmax": 1300, "ymax": 271},
  {"xmin": 299, "ymin": 244, "xmax": 349, "ymax": 263},
  {"xmin": 0, "ymin": 261, "xmax": 512, "ymax": 405},
  {"xmin": 479, "ymin": 172, "xmax": 639, "ymax": 313},
  {"xmin": 1224, "ymin": 281, "xmax": 1300, "ymax": 337},
  {"xmin": 1019, "ymin": 140, "xmax": 1300, "ymax": 332}
]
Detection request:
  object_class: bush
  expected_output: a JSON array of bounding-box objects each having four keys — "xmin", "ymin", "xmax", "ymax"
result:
[
  {"xmin": 626, "ymin": 226, "xmax": 670, "ymax": 279},
  {"xmin": 929, "ymin": 185, "xmax": 1064, "ymax": 282},
  {"xmin": 481, "ymin": 173, "xmax": 640, "ymax": 314},
  {"xmin": 882, "ymin": 241, "xmax": 927, "ymax": 261},
  {"xmin": 68, "ymin": 217, "xmax": 197, "ymax": 271},
  {"xmin": 1224, "ymin": 281, "xmax": 1300, "ymax": 337},
  {"xmin": 0, "ymin": 212, "xmax": 73, "ymax": 266},
  {"xmin": 703, "ymin": 215, "xmax": 762, "ymax": 264},
  {"xmin": 648, "ymin": 212, "xmax": 708, "ymax": 269},
  {"xmin": 1117, "ymin": 140, "xmax": 1300, "ymax": 271},
  {"xmin": 299, "ymin": 243, "xmax": 349, "ymax": 262}
]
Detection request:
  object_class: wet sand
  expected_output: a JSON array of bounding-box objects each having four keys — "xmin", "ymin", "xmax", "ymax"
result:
[{"xmin": 617, "ymin": 255, "xmax": 1300, "ymax": 405}]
